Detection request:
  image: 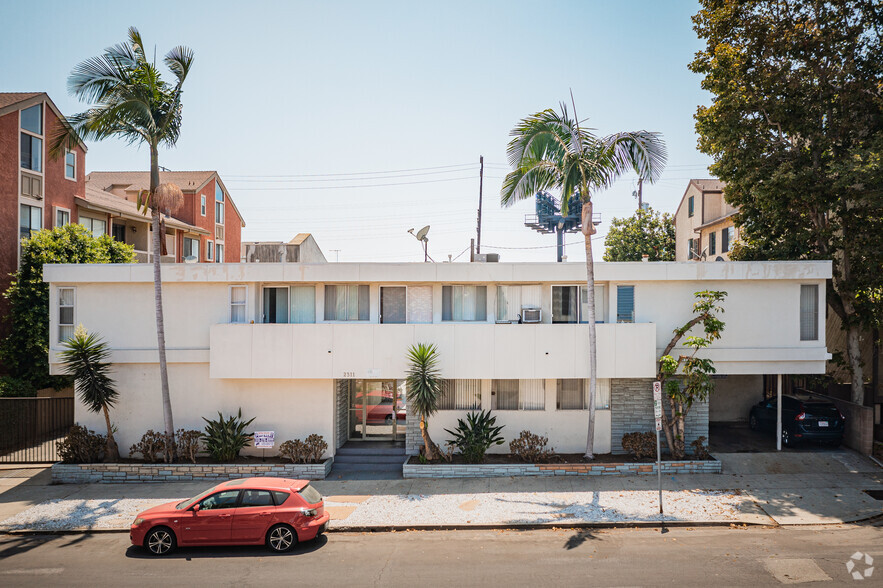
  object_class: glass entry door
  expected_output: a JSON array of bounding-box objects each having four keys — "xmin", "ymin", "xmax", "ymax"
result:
[{"xmin": 348, "ymin": 380, "xmax": 406, "ymax": 440}]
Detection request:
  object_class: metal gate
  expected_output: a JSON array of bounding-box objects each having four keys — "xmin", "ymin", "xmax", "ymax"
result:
[{"xmin": 0, "ymin": 398, "xmax": 74, "ymax": 463}]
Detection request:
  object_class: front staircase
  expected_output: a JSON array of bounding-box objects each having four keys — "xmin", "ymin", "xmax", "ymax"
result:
[{"xmin": 330, "ymin": 441, "xmax": 406, "ymax": 480}]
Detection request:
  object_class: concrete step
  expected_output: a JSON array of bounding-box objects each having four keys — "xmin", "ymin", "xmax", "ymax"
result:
[
  {"xmin": 336, "ymin": 447, "xmax": 405, "ymax": 457},
  {"xmin": 333, "ymin": 454, "xmax": 406, "ymax": 465},
  {"xmin": 330, "ymin": 462, "xmax": 404, "ymax": 473}
]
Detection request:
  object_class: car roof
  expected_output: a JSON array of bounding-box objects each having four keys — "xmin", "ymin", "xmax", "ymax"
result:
[{"xmin": 216, "ymin": 477, "xmax": 308, "ymax": 492}]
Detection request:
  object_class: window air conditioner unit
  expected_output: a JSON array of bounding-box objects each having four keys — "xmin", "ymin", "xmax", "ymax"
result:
[{"xmin": 521, "ymin": 308, "xmax": 541, "ymax": 323}]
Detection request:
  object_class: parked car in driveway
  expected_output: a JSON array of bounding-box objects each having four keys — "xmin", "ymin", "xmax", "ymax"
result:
[
  {"xmin": 749, "ymin": 394, "xmax": 845, "ymax": 447},
  {"xmin": 131, "ymin": 477, "xmax": 329, "ymax": 555}
]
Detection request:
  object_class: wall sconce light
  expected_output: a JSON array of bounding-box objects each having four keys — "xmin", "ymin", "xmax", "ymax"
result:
[{"xmin": 131, "ymin": 226, "xmax": 137, "ymax": 232}]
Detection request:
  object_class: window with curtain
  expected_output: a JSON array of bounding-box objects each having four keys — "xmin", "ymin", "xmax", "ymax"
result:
[
  {"xmin": 556, "ymin": 379, "xmax": 610, "ymax": 410},
  {"xmin": 800, "ymin": 284, "xmax": 819, "ymax": 341},
  {"xmin": 58, "ymin": 287, "xmax": 75, "ymax": 342},
  {"xmin": 442, "ymin": 285, "xmax": 487, "ymax": 321},
  {"xmin": 80, "ymin": 216, "xmax": 107, "ymax": 238},
  {"xmin": 552, "ymin": 286, "xmax": 578, "ymax": 323},
  {"xmin": 616, "ymin": 285, "xmax": 635, "ymax": 323},
  {"xmin": 324, "ymin": 285, "xmax": 369, "ymax": 321},
  {"xmin": 438, "ymin": 379, "xmax": 481, "ymax": 410},
  {"xmin": 492, "ymin": 379, "xmax": 544, "ymax": 410},
  {"xmin": 580, "ymin": 285, "xmax": 606, "ymax": 323},
  {"xmin": 183, "ymin": 237, "xmax": 199, "ymax": 260},
  {"xmin": 289, "ymin": 285, "xmax": 316, "ymax": 323},
  {"xmin": 496, "ymin": 285, "xmax": 541, "ymax": 322},
  {"xmin": 230, "ymin": 286, "xmax": 246, "ymax": 323},
  {"xmin": 262, "ymin": 287, "xmax": 289, "ymax": 323}
]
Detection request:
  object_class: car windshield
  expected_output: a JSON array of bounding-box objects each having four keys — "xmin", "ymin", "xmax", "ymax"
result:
[
  {"xmin": 176, "ymin": 488, "xmax": 216, "ymax": 510},
  {"xmin": 298, "ymin": 484, "xmax": 322, "ymax": 505}
]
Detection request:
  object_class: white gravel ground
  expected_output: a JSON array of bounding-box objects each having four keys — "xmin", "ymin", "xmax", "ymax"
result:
[{"xmin": 0, "ymin": 498, "xmax": 175, "ymax": 531}]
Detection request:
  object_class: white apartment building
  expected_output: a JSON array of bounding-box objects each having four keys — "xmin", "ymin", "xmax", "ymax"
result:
[{"xmin": 44, "ymin": 260, "xmax": 830, "ymax": 459}]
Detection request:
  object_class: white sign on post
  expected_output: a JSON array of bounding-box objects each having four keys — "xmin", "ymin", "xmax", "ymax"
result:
[
  {"xmin": 254, "ymin": 431, "xmax": 275, "ymax": 449},
  {"xmin": 652, "ymin": 380, "xmax": 662, "ymax": 401}
]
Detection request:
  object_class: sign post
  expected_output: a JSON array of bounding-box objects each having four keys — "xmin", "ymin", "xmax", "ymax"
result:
[
  {"xmin": 652, "ymin": 381, "xmax": 665, "ymax": 526},
  {"xmin": 254, "ymin": 431, "xmax": 275, "ymax": 462}
]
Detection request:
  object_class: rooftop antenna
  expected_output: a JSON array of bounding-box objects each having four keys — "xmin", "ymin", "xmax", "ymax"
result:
[
  {"xmin": 407, "ymin": 226, "xmax": 432, "ymax": 262},
  {"xmin": 329, "ymin": 249, "xmax": 341, "ymax": 262}
]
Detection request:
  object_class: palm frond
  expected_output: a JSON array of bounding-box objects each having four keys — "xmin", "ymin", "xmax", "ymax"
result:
[
  {"xmin": 600, "ymin": 131, "xmax": 669, "ymax": 184},
  {"xmin": 405, "ymin": 343, "xmax": 442, "ymax": 418},
  {"xmin": 164, "ymin": 46, "xmax": 194, "ymax": 84},
  {"xmin": 59, "ymin": 328, "xmax": 119, "ymax": 415}
]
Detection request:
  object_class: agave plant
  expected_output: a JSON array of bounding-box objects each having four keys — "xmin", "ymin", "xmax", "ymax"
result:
[
  {"xmin": 201, "ymin": 408, "xmax": 255, "ymax": 462},
  {"xmin": 444, "ymin": 410, "xmax": 505, "ymax": 463}
]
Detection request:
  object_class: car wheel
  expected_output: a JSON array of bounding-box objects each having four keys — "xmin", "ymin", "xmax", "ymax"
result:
[
  {"xmin": 748, "ymin": 414, "xmax": 758, "ymax": 431},
  {"xmin": 385, "ymin": 415, "xmax": 393, "ymax": 425},
  {"xmin": 781, "ymin": 428, "xmax": 793, "ymax": 448},
  {"xmin": 144, "ymin": 526, "xmax": 176, "ymax": 556},
  {"xmin": 266, "ymin": 524, "xmax": 297, "ymax": 553}
]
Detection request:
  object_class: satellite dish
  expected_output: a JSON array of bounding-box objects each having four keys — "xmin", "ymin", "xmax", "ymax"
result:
[{"xmin": 415, "ymin": 225, "xmax": 430, "ymax": 241}]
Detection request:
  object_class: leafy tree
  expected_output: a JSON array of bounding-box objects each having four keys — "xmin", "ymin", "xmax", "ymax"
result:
[
  {"xmin": 405, "ymin": 343, "xmax": 445, "ymax": 460},
  {"xmin": 1, "ymin": 224, "xmax": 134, "ymax": 395},
  {"xmin": 603, "ymin": 206, "xmax": 675, "ymax": 261},
  {"xmin": 501, "ymin": 102, "xmax": 667, "ymax": 459},
  {"xmin": 52, "ymin": 27, "xmax": 194, "ymax": 457},
  {"xmin": 657, "ymin": 290, "xmax": 727, "ymax": 459},
  {"xmin": 59, "ymin": 325, "xmax": 121, "ymax": 461},
  {"xmin": 690, "ymin": 0, "xmax": 883, "ymax": 404}
]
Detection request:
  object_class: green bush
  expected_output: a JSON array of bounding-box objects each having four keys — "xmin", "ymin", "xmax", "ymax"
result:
[
  {"xmin": 509, "ymin": 430, "xmax": 555, "ymax": 463},
  {"xmin": 0, "ymin": 376, "xmax": 36, "ymax": 398},
  {"xmin": 57, "ymin": 424, "xmax": 106, "ymax": 463},
  {"xmin": 201, "ymin": 409, "xmax": 255, "ymax": 462},
  {"xmin": 279, "ymin": 434, "xmax": 328, "ymax": 463},
  {"xmin": 621, "ymin": 432, "xmax": 657, "ymax": 461},
  {"xmin": 444, "ymin": 410, "xmax": 505, "ymax": 463}
]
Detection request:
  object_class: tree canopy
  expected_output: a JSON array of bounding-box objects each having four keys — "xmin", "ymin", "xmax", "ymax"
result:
[{"xmin": 603, "ymin": 207, "xmax": 675, "ymax": 262}]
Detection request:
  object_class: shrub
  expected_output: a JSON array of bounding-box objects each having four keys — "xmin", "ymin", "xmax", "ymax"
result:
[
  {"xmin": 621, "ymin": 432, "xmax": 657, "ymax": 461},
  {"xmin": 57, "ymin": 424, "xmax": 105, "ymax": 463},
  {"xmin": 444, "ymin": 410, "xmax": 505, "ymax": 463},
  {"xmin": 279, "ymin": 434, "xmax": 328, "ymax": 463},
  {"xmin": 176, "ymin": 429, "xmax": 202, "ymax": 464},
  {"xmin": 0, "ymin": 376, "xmax": 36, "ymax": 398},
  {"xmin": 201, "ymin": 409, "xmax": 255, "ymax": 462},
  {"xmin": 690, "ymin": 436, "xmax": 711, "ymax": 460},
  {"xmin": 509, "ymin": 430, "xmax": 555, "ymax": 463},
  {"xmin": 129, "ymin": 430, "xmax": 167, "ymax": 463}
]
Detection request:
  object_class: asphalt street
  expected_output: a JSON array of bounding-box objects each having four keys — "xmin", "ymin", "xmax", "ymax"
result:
[{"xmin": 1, "ymin": 524, "xmax": 882, "ymax": 586}]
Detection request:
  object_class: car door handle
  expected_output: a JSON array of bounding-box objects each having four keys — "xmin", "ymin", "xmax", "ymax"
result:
[
  {"xmin": 219, "ymin": 514, "xmax": 232, "ymax": 518},
  {"xmin": 258, "ymin": 512, "xmax": 271, "ymax": 516}
]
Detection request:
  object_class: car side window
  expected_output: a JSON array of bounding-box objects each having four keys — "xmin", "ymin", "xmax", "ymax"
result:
[
  {"xmin": 199, "ymin": 490, "xmax": 240, "ymax": 510},
  {"xmin": 240, "ymin": 489, "xmax": 274, "ymax": 507},
  {"xmin": 272, "ymin": 491, "xmax": 290, "ymax": 506}
]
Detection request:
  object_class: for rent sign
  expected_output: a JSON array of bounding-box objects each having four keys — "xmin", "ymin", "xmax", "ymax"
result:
[{"xmin": 254, "ymin": 431, "xmax": 275, "ymax": 449}]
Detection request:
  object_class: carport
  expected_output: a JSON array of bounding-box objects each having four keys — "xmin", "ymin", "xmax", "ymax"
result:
[{"xmin": 708, "ymin": 374, "xmax": 787, "ymax": 452}]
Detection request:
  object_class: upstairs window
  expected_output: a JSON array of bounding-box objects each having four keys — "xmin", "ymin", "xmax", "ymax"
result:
[
  {"xmin": 438, "ymin": 379, "xmax": 481, "ymax": 410},
  {"xmin": 290, "ymin": 285, "xmax": 316, "ymax": 323},
  {"xmin": 491, "ymin": 379, "xmax": 544, "ymax": 411},
  {"xmin": 20, "ymin": 104, "xmax": 43, "ymax": 173},
  {"xmin": 80, "ymin": 216, "xmax": 107, "ymax": 238},
  {"xmin": 262, "ymin": 287, "xmax": 288, "ymax": 323},
  {"xmin": 496, "ymin": 285, "xmax": 541, "ymax": 322},
  {"xmin": 201, "ymin": 194, "xmax": 206, "ymax": 216},
  {"xmin": 215, "ymin": 183, "xmax": 225, "ymax": 224},
  {"xmin": 551, "ymin": 285, "xmax": 605, "ymax": 323},
  {"xmin": 206, "ymin": 240, "xmax": 214, "ymax": 261},
  {"xmin": 20, "ymin": 104, "xmax": 42, "ymax": 134},
  {"xmin": 20, "ymin": 204, "xmax": 41, "ymax": 242},
  {"xmin": 687, "ymin": 238, "xmax": 695, "ymax": 260},
  {"xmin": 688, "ymin": 195, "xmax": 694, "ymax": 217},
  {"xmin": 56, "ymin": 208, "xmax": 70, "ymax": 228},
  {"xmin": 230, "ymin": 285, "xmax": 247, "ymax": 323},
  {"xmin": 324, "ymin": 285, "xmax": 369, "ymax": 321},
  {"xmin": 721, "ymin": 227, "xmax": 731, "ymax": 253},
  {"xmin": 215, "ymin": 243, "xmax": 224, "ymax": 263},
  {"xmin": 64, "ymin": 150, "xmax": 76, "ymax": 179},
  {"xmin": 709, "ymin": 231, "xmax": 716, "ymax": 256},
  {"xmin": 183, "ymin": 237, "xmax": 199, "ymax": 260},
  {"xmin": 616, "ymin": 285, "xmax": 635, "ymax": 323},
  {"xmin": 800, "ymin": 285, "xmax": 819, "ymax": 341},
  {"xmin": 58, "ymin": 287, "xmax": 75, "ymax": 342},
  {"xmin": 442, "ymin": 285, "xmax": 487, "ymax": 321}
]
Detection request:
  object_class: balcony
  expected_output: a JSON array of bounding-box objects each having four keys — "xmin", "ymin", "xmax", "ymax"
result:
[{"xmin": 209, "ymin": 323, "xmax": 657, "ymax": 380}]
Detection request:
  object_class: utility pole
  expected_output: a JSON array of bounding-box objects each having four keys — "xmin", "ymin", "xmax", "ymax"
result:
[
  {"xmin": 476, "ymin": 155, "xmax": 484, "ymax": 254},
  {"xmin": 637, "ymin": 177, "xmax": 643, "ymax": 210}
]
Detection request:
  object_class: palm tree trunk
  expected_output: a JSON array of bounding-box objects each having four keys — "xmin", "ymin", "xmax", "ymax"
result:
[
  {"xmin": 150, "ymin": 145, "xmax": 175, "ymax": 462},
  {"xmin": 582, "ymin": 200, "xmax": 598, "ymax": 460},
  {"xmin": 102, "ymin": 405, "xmax": 120, "ymax": 462},
  {"xmin": 420, "ymin": 415, "xmax": 437, "ymax": 461}
]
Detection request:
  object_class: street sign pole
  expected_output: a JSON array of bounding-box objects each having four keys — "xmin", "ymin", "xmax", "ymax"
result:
[{"xmin": 652, "ymin": 381, "xmax": 664, "ymax": 526}]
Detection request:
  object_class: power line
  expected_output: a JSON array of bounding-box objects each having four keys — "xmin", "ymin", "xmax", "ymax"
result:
[
  {"xmin": 225, "ymin": 167, "xmax": 479, "ymax": 183},
  {"xmin": 230, "ymin": 175, "xmax": 477, "ymax": 190},
  {"xmin": 482, "ymin": 236, "xmax": 602, "ymax": 250},
  {"xmin": 225, "ymin": 162, "xmax": 477, "ymax": 178}
]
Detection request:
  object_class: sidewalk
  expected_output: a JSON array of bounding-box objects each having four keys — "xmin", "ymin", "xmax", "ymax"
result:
[{"xmin": 0, "ymin": 450, "xmax": 880, "ymax": 533}]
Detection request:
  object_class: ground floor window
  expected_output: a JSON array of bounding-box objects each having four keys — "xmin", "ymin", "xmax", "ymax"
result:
[
  {"xmin": 491, "ymin": 379, "xmax": 544, "ymax": 411},
  {"xmin": 439, "ymin": 379, "xmax": 481, "ymax": 410},
  {"xmin": 556, "ymin": 379, "xmax": 610, "ymax": 410}
]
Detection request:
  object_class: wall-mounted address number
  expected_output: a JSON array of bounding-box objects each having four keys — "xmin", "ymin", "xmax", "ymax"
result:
[{"xmin": 342, "ymin": 371, "xmax": 355, "ymax": 378}]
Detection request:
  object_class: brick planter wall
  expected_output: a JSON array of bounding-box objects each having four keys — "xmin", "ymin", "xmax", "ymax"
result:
[
  {"xmin": 52, "ymin": 459, "xmax": 333, "ymax": 484},
  {"xmin": 402, "ymin": 459, "xmax": 720, "ymax": 478}
]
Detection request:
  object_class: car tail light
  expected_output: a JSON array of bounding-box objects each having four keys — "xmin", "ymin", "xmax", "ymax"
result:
[
  {"xmin": 795, "ymin": 412, "xmax": 806, "ymax": 421},
  {"xmin": 838, "ymin": 410, "xmax": 846, "ymax": 420},
  {"xmin": 302, "ymin": 508, "xmax": 317, "ymax": 517}
]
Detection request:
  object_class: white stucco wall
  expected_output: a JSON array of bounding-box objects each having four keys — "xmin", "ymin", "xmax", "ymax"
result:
[{"xmin": 708, "ymin": 375, "xmax": 764, "ymax": 422}]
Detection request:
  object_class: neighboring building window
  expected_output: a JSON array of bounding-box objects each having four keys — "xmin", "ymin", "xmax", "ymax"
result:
[
  {"xmin": 496, "ymin": 285, "xmax": 541, "ymax": 322},
  {"xmin": 230, "ymin": 286, "xmax": 247, "ymax": 323},
  {"xmin": 324, "ymin": 285, "xmax": 369, "ymax": 321},
  {"xmin": 709, "ymin": 231, "xmax": 716, "ymax": 256},
  {"xmin": 20, "ymin": 204, "xmax": 41, "ymax": 242},
  {"xmin": 201, "ymin": 194, "xmax": 206, "ymax": 216},
  {"xmin": 557, "ymin": 379, "xmax": 610, "ymax": 410},
  {"xmin": 687, "ymin": 238, "xmax": 695, "ymax": 259},
  {"xmin": 206, "ymin": 240, "xmax": 214, "ymax": 261},
  {"xmin": 688, "ymin": 195, "xmax": 694, "ymax": 217},
  {"xmin": 491, "ymin": 379, "xmax": 544, "ymax": 411},
  {"xmin": 216, "ymin": 243, "xmax": 224, "ymax": 263},
  {"xmin": 183, "ymin": 237, "xmax": 199, "ymax": 260},
  {"xmin": 20, "ymin": 133, "xmax": 42, "ymax": 172},
  {"xmin": 80, "ymin": 216, "xmax": 107, "ymax": 237},
  {"xmin": 442, "ymin": 285, "xmax": 487, "ymax": 321},
  {"xmin": 111, "ymin": 223, "xmax": 126, "ymax": 242},
  {"xmin": 58, "ymin": 287, "xmax": 75, "ymax": 342},
  {"xmin": 215, "ymin": 183, "xmax": 225, "ymax": 224},
  {"xmin": 21, "ymin": 173, "xmax": 42, "ymax": 198},
  {"xmin": 438, "ymin": 379, "xmax": 482, "ymax": 410},
  {"xmin": 56, "ymin": 208, "xmax": 70, "ymax": 228},
  {"xmin": 262, "ymin": 287, "xmax": 289, "ymax": 323},
  {"xmin": 290, "ymin": 285, "xmax": 316, "ymax": 323},
  {"xmin": 800, "ymin": 285, "xmax": 819, "ymax": 341},
  {"xmin": 20, "ymin": 104, "xmax": 42, "ymax": 134},
  {"xmin": 616, "ymin": 285, "xmax": 635, "ymax": 323},
  {"xmin": 721, "ymin": 227, "xmax": 731, "ymax": 253},
  {"xmin": 64, "ymin": 150, "xmax": 76, "ymax": 179}
]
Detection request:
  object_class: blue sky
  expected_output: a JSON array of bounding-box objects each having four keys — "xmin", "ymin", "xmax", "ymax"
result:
[{"xmin": 1, "ymin": 0, "xmax": 713, "ymax": 262}]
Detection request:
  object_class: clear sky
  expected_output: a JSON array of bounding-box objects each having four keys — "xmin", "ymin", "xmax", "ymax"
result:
[{"xmin": 1, "ymin": 0, "xmax": 713, "ymax": 262}]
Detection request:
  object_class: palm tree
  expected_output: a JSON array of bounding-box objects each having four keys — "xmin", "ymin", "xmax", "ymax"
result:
[
  {"xmin": 501, "ymin": 101, "xmax": 667, "ymax": 459},
  {"xmin": 60, "ymin": 326, "xmax": 121, "ymax": 462},
  {"xmin": 51, "ymin": 27, "xmax": 194, "ymax": 462},
  {"xmin": 405, "ymin": 343, "xmax": 444, "ymax": 460}
]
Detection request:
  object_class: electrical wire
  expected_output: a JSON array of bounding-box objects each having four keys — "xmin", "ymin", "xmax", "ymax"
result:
[
  {"xmin": 481, "ymin": 236, "xmax": 603, "ymax": 250},
  {"xmin": 225, "ymin": 162, "xmax": 477, "ymax": 178},
  {"xmin": 228, "ymin": 175, "xmax": 477, "ymax": 190}
]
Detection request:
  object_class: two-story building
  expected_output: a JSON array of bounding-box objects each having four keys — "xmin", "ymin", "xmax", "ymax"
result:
[
  {"xmin": 45, "ymin": 260, "xmax": 830, "ymax": 460},
  {"xmin": 674, "ymin": 179, "xmax": 738, "ymax": 261}
]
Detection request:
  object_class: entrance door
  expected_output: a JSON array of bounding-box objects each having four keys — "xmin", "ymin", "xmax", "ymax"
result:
[
  {"xmin": 348, "ymin": 380, "xmax": 406, "ymax": 440},
  {"xmin": 380, "ymin": 287, "xmax": 406, "ymax": 324}
]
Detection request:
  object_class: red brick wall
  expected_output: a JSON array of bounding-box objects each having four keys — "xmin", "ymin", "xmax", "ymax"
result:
[
  {"xmin": 224, "ymin": 194, "xmax": 242, "ymax": 262},
  {"xmin": 43, "ymin": 105, "xmax": 85, "ymax": 228},
  {"xmin": 0, "ymin": 110, "xmax": 20, "ymax": 306}
]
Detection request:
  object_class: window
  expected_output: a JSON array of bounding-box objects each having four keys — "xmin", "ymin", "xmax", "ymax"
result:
[
  {"xmin": 56, "ymin": 209, "xmax": 70, "ymax": 228},
  {"xmin": 557, "ymin": 379, "xmax": 610, "ymax": 410},
  {"xmin": 20, "ymin": 204, "xmax": 41, "ymax": 242},
  {"xmin": 20, "ymin": 134, "xmax": 42, "ymax": 172},
  {"xmin": 80, "ymin": 217, "xmax": 107, "ymax": 237},
  {"xmin": 206, "ymin": 240, "xmax": 214, "ymax": 261},
  {"xmin": 688, "ymin": 195, "xmax": 694, "ymax": 217},
  {"xmin": 551, "ymin": 285, "xmax": 605, "ymax": 323},
  {"xmin": 64, "ymin": 150, "xmax": 76, "ymax": 180},
  {"xmin": 199, "ymin": 490, "xmax": 240, "ymax": 510},
  {"xmin": 579, "ymin": 285, "xmax": 605, "ymax": 323},
  {"xmin": 183, "ymin": 237, "xmax": 199, "ymax": 260},
  {"xmin": 21, "ymin": 104, "xmax": 42, "ymax": 134},
  {"xmin": 262, "ymin": 287, "xmax": 289, "ymax": 323},
  {"xmin": 299, "ymin": 484, "xmax": 323, "ymax": 505},
  {"xmin": 200, "ymin": 194, "xmax": 206, "ymax": 216},
  {"xmin": 21, "ymin": 173, "xmax": 42, "ymax": 198},
  {"xmin": 58, "ymin": 288, "xmax": 75, "ymax": 342},
  {"xmin": 240, "ymin": 489, "xmax": 273, "ymax": 507},
  {"xmin": 230, "ymin": 286, "xmax": 247, "ymax": 323},
  {"xmin": 721, "ymin": 227, "xmax": 731, "ymax": 253},
  {"xmin": 800, "ymin": 284, "xmax": 819, "ymax": 341},
  {"xmin": 272, "ymin": 491, "xmax": 290, "ymax": 506},
  {"xmin": 687, "ymin": 238, "xmax": 695, "ymax": 260},
  {"xmin": 616, "ymin": 285, "xmax": 635, "ymax": 323},
  {"xmin": 215, "ymin": 183, "xmax": 225, "ymax": 224},
  {"xmin": 496, "ymin": 285, "xmax": 542, "ymax": 322},
  {"xmin": 442, "ymin": 285, "xmax": 487, "ymax": 321},
  {"xmin": 491, "ymin": 379, "xmax": 544, "ymax": 411},
  {"xmin": 216, "ymin": 242, "xmax": 224, "ymax": 263},
  {"xmin": 439, "ymin": 379, "xmax": 481, "ymax": 410},
  {"xmin": 290, "ymin": 285, "xmax": 316, "ymax": 323},
  {"xmin": 324, "ymin": 285, "xmax": 369, "ymax": 321},
  {"xmin": 709, "ymin": 231, "xmax": 716, "ymax": 256}
]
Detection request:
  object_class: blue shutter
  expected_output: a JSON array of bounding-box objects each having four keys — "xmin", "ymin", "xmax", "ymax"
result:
[{"xmin": 617, "ymin": 285, "xmax": 635, "ymax": 323}]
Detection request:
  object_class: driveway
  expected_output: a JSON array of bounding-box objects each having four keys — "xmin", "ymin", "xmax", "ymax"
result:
[{"xmin": 709, "ymin": 422, "xmax": 844, "ymax": 453}]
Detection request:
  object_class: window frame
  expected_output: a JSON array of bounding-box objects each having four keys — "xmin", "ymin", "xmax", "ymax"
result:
[
  {"xmin": 230, "ymin": 285, "xmax": 247, "ymax": 324},
  {"xmin": 206, "ymin": 240, "xmax": 214, "ymax": 261},
  {"xmin": 200, "ymin": 194, "xmax": 206, "ymax": 216},
  {"xmin": 556, "ymin": 379, "xmax": 610, "ymax": 410},
  {"xmin": 799, "ymin": 284, "xmax": 819, "ymax": 342},
  {"xmin": 323, "ymin": 284, "xmax": 370, "ymax": 322},
  {"xmin": 491, "ymin": 379, "xmax": 545, "ymax": 411},
  {"xmin": 183, "ymin": 236, "xmax": 200, "ymax": 260},
  {"xmin": 58, "ymin": 287, "xmax": 75, "ymax": 344},
  {"xmin": 64, "ymin": 149, "xmax": 76, "ymax": 181},
  {"xmin": 19, "ymin": 104, "xmax": 44, "ymax": 175},
  {"xmin": 79, "ymin": 215, "xmax": 108, "ymax": 238},
  {"xmin": 616, "ymin": 284, "xmax": 636, "ymax": 324},
  {"xmin": 216, "ymin": 242, "xmax": 224, "ymax": 263},
  {"xmin": 709, "ymin": 231, "xmax": 716, "ymax": 256},
  {"xmin": 54, "ymin": 207, "xmax": 71, "ymax": 228},
  {"xmin": 438, "ymin": 379, "xmax": 482, "ymax": 411},
  {"xmin": 441, "ymin": 285, "xmax": 488, "ymax": 322},
  {"xmin": 721, "ymin": 227, "xmax": 730, "ymax": 253},
  {"xmin": 20, "ymin": 203, "xmax": 42, "ymax": 242},
  {"xmin": 688, "ymin": 195, "xmax": 694, "ymax": 217}
]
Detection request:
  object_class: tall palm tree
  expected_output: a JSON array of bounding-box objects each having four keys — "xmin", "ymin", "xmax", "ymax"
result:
[
  {"xmin": 60, "ymin": 326, "xmax": 121, "ymax": 462},
  {"xmin": 405, "ymin": 343, "xmax": 444, "ymax": 460},
  {"xmin": 502, "ymin": 102, "xmax": 667, "ymax": 459},
  {"xmin": 51, "ymin": 27, "xmax": 194, "ymax": 462}
]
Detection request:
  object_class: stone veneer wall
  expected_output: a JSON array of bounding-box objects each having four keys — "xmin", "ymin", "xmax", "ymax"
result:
[
  {"xmin": 335, "ymin": 380, "xmax": 349, "ymax": 450},
  {"xmin": 52, "ymin": 460, "xmax": 333, "ymax": 484},
  {"xmin": 406, "ymin": 403, "xmax": 421, "ymax": 456},
  {"xmin": 610, "ymin": 378, "xmax": 709, "ymax": 453},
  {"xmin": 403, "ymin": 460, "xmax": 720, "ymax": 478}
]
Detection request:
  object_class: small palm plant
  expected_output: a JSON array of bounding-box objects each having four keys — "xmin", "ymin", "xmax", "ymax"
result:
[
  {"xmin": 405, "ymin": 343, "xmax": 444, "ymax": 461},
  {"xmin": 59, "ymin": 325, "xmax": 120, "ymax": 461}
]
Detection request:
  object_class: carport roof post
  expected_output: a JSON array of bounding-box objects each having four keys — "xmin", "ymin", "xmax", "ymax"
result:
[{"xmin": 777, "ymin": 375, "xmax": 783, "ymax": 451}]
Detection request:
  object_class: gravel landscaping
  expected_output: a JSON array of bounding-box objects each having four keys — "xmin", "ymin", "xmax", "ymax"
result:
[{"xmin": 0, "ymin": 498, "xmax": 175, "ymax": 532}]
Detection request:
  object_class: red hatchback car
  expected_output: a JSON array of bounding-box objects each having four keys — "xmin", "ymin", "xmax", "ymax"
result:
[{"xmin": 130, "ymin": 477, "xmax": 330, "ymax": 555}]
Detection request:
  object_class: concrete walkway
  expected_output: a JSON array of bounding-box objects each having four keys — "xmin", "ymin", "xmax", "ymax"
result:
[{"xmin": 0, "ymin": 450, "xmax": 880, "ymax": 532}]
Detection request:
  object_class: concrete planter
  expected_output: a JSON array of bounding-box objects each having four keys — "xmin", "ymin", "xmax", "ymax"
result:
[
  {"xmin": 402, "ymin": 459, "xmax": 720, "ymax": 479},
  {"xmin": 51, "ymin": 458, "xmax": 334, "ymax": 484}
]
